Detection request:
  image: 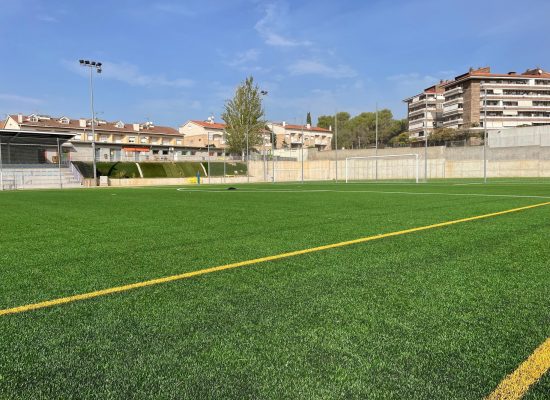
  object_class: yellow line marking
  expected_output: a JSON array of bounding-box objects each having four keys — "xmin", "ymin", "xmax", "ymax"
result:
[
  {"xmin": 1, "ymin": 201, "xmax": 549, "ymax": 317},
  {"xmin": 487, "ymin": 337, "xmax": 550, "ymax": 400}
]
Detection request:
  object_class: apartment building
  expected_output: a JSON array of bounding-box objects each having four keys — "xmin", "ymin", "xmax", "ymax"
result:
[
  {"xmin": 403, "ymin": 83, "xmax": 446, "ymax": 139},
  {"xmin": 441, "ymin": 67, "xmax": 550, "ymax": 130},
  {"xmin": 2, "ymin": 114, "xmax": 205, "ymax": 162},
  {"xmin": 180, "ymin": 119, "xmax": 333, "ymax": 151},
  {"xmin": 179, "ymin": 118, "xmax": 227, "ymax": 151},
  {"xmin": 270, "ymin": 122, "xmax": 333, "ymax": 150}
]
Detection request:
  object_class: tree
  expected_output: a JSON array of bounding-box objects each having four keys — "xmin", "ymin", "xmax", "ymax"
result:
[
  {"xmin": 318, "ymin": 112, "xmax": 351, "ymax": 149},
  {"xmin": 306, "ymin": 112, "xmax": 312, "ymax": 126},
  {"xmin": 389, "ymin": 132, "xmax": 410, "ymax": 146},
  {"xmin": 221, "ymin": 76, "xmax": 266, "ymax": 155}
]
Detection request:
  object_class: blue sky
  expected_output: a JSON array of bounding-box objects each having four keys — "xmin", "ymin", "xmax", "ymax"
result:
[{"xmin": 1, "ymin": 0, "xmax": 549, "ymax": 127}]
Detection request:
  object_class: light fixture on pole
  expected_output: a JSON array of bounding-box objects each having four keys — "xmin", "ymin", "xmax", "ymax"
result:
[{"xmin": 79, "ymin": 59, "xmax": 102, "ymax": 185}]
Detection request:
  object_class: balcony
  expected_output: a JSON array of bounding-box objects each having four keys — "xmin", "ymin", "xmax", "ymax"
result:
[
  {"xmin": 443, "ymin": 97, "xmax": 462, "ymax": 106},
  {"xmin": 444, "ymin": 86, "xmax": 463, "ymax": 96},
  {"xmin": 442, "ymin": 107, "xmax": 463, "ymax": 116}
]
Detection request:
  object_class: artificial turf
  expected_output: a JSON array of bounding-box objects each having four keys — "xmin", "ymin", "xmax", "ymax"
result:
[{"xmin": 0, "ymin": 180, "xmax": 549, "ymax": 399}]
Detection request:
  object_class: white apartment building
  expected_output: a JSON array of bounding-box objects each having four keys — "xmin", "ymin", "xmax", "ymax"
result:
[
  {"xmin": 403, "ymin": 83, "xmax": 446, "ymax": 139},
  {"xmin": 270, "ymin": 122, "xmax": 333, "ymax": 150},
  {"xmin": 441, "ymin": 67, "xmax": 550, "ymax": 130}
]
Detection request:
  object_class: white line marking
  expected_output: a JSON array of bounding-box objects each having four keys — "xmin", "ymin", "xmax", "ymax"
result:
[{"xmin": 175, "ymin": 187, "xmax": 550, "ymax": 200}]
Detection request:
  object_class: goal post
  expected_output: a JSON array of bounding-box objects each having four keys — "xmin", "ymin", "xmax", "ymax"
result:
[{"xmin": 345, "ymin": 154, "xmax": 419, "ymax": 183}]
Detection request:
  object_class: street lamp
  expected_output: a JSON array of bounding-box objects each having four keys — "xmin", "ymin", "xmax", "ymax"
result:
[{"xmin": 79, "ymin": 59, "xmax": 102, "ymax": 185}]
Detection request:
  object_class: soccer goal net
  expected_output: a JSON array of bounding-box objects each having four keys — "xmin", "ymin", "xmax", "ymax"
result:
[{"xmin": 345, "ymin": 154, "xmax": 419, "ymax": 183}]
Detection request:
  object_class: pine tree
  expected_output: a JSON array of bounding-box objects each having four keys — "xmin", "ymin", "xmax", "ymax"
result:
[{"xmin": 306, "ymin": 112, "xmax": 312, "ymax": 126}]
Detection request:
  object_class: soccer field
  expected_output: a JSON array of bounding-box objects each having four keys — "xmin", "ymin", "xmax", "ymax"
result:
[{"xmin": 1, "ymin": 180, "xmax": 549, "ymax": 399}]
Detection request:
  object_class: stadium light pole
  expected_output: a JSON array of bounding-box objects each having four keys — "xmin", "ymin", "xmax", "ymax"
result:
[
  {"xmin": 483, "ymin": 88, "xmax": 488, "ymax": 184},
  {"xmin": 79, "ymin": 59, "xmax": 102, "ymax": 186}
]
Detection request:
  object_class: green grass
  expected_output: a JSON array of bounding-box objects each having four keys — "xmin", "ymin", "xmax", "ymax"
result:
[
  {"xmin": 73, "ymin": 161, "xmax": 141, "ymax": 178},
  {"xmin": 74, "ymin": 161, "xmax": 236, "ymax": 179},
  {"xmin": 0, "ymin": 180, "xmax": 549, "ymax": 399}
]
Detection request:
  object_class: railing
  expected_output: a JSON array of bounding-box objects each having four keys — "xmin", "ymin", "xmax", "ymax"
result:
[{"xmin": 70, "ymin": 162, "xmax": 83, "ymax": 183}]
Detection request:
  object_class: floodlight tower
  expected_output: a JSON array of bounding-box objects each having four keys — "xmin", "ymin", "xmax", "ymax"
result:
[{"xmin": 79, "ymin": 59, "xmax": 102, "ymax": 185}]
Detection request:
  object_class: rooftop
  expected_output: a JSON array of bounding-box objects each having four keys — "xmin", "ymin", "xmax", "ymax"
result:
[{"xmin": 6, "ymin": 114, "xmax": 181, "ymax": 136}]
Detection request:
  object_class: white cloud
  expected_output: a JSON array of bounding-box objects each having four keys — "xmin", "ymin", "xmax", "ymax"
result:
[
  {"xmin": 63, "ymin": 60, "xmax": 194, "ymax": 88},
  {"xmin": 226, "ymin": 49, "xmax": 260, "ymax": 67},
  {"xmin": 0, "ymin": 93, "xmax": 43, "ymax": 105},
  {"xmin": 255, "ymin": 3, "xmax": 312, "ymax": 47},
  {"xmin": 287, "ymin": 60, "xmax": 357, "ymax": 79}
]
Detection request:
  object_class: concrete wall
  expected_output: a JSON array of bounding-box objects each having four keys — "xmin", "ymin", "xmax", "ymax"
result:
[{"xmin": 248, "ymin": 144, "xmax": 550, "ymax": 182}]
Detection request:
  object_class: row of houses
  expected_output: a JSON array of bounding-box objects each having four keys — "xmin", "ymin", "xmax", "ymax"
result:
[
  {"xmin": 404, "ymin": 66, "xmax": 550, "ymax": 140},
  {"xmin": 0, "ymin": 114, "xmax": 333, "ymax": 164}
]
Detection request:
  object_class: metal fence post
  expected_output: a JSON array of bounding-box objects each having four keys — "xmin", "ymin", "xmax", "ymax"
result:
[
  {"xmin": 57, "ymin": 138, "xmax": 63, "ymax": 189},
  {"xmin": 0, "ymin": 135, "xmax": 3, "ymax": 191}
]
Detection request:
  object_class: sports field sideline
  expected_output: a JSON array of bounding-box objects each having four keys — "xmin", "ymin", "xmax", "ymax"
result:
[{"xmin": 0, "ymin": 179, "xmax": 549, "ymax": 399}]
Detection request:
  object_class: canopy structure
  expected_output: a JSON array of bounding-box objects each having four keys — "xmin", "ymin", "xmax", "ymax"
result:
[{"xmin": 0, "ymin": 129, "xmax": 76, "ymax": 165}]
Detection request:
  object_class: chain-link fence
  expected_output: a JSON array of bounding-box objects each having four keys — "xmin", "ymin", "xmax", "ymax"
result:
[{"xmin": 0, "ymin": 133, "xmax": 81, "ymax": 190}]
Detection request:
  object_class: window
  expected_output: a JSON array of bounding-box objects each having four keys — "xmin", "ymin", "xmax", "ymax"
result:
[
  {"xmin": 99, "ymin": 135, "xmax": 108, "ymax": 142},
  {"xmin": 140, "ymin": 136, "xmax": 149, "ymax": 144},
  {"xmin": 73, "ymin": 133, "xmax": 81, "ymax": 141},
  {"xmin": 59, "ymin": 117, "xmax": 70, "ymax": 124},
  {"xmin": 128, "ymin": 136, "xmax": 136, "ymax": 143},
  {"xmin": 176, "ymin": 139, "xmax": 182, "ymax": 145},
  {"xmin": 87, "ymin": 134, "xmax": 94, "ymax": 141}
]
